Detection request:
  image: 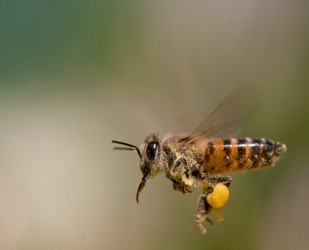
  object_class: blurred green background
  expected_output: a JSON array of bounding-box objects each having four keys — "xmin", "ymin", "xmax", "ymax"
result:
[{"xmin": 0, "ymin": 0, "xmax": 308, "ymax": 249}]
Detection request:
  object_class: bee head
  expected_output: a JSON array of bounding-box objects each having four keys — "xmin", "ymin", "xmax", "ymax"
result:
[
  {"xmin": 112, "ymin": 134, "xmax": 163, "ymax": 204},
  {"xmin": 137, "ymin": 134, "xmax": 163, "ymax": 203}
]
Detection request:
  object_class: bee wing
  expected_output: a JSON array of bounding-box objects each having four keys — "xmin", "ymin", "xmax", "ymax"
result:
[{"xmin": 182, "ymin": 84, "xmax": 260, "ymax": 142}]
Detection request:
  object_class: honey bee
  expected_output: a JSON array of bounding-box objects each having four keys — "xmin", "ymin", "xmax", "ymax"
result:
[{"xmin": 112, "ymin": 86, "xmax": 287, "ymax": 234}]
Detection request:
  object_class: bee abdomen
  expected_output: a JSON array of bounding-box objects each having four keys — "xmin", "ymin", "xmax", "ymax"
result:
[{"xmin": 204, "ymin": 138, "xmax": 287, "ymax": 174}]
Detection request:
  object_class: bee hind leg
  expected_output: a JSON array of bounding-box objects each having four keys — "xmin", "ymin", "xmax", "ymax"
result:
[
  {"xmin": 194, "ymin": 193, "xmax": 213, "ymax": 234},
  {"xmin": 205, "ymin": 175, "xmax": 232, "ymax": 187},
  {"xmin": 195, "ymin": 175, "xmax": 232, "ymax": 233}
]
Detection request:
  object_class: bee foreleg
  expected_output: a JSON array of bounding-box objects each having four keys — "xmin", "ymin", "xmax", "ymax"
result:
[{"xmin": 170, "ymin": 179, "xmax": 183, "ymax": 192}]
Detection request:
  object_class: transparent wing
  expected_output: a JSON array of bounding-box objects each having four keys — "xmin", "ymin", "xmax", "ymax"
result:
[{"xmin": 181, "ymin": 84, "xmax": 260, "ymax": 142}]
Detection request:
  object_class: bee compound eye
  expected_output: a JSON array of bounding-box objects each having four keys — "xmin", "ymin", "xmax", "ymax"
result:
[{"xmin": 146, "ymin": 142, "xmax": 159, "ymax": 161}]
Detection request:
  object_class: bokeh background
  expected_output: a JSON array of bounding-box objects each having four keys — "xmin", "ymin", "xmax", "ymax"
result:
[{"xmin": 0, "ymin": 0, "xmax": 308, "ymax": 249}]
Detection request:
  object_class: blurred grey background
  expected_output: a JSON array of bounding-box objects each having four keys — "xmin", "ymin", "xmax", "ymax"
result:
[{"xmin": 0, "ymin": 0, "xmax": 308, "ymax": 249}]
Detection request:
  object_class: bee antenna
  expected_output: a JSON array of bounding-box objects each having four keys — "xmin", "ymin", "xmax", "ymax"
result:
[{"xmin": 112, "ymin": 140, "xmax": 142, "ymax": 159}]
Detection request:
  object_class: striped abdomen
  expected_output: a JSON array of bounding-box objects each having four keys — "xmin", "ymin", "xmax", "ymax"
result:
[{"xmin": 203, "ymin": 138, "xmax": 287, "ymax": 174}]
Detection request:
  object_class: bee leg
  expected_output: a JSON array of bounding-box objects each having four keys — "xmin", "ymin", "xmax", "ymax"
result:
[
  {"xmin": 194, "ymin": 191, "xmax": 213, "ymax": 234},
  {"xmin": 171, "ymin": 179, "xmax": 183, "ymax": 192},
  {"xmin": 206, "ymin": 217, "xmax": 214, "ymax": 225},
  {"xmin": 205, "ymin": 175, "xmax": 232, "ymax": 187},
  {"xmin": 213, "ymin": 208, "xmax": 224, "ymax": 222},
  {"xmin": 201, "ymin": 177, "xmax": 231, "ymax": 223}
]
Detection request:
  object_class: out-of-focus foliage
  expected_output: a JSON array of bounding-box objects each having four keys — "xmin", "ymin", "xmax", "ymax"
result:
[{"xmin": 0, "ymin": 1, "xmax": 308, "ymax": 249}]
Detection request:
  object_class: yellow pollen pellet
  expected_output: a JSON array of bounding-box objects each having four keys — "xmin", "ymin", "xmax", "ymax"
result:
[{"xmin": 206, "ymin": 183, "xmax": 229, "ymax": 208}]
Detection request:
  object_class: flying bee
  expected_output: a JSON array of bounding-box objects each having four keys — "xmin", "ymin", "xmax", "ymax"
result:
[{"xmin": 112, "ymin": 85, "xmax": 287, "ymax": 234}]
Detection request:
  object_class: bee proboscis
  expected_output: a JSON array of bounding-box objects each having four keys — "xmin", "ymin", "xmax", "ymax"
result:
[{"xmin": 112, "ymin": 86, "xmax": 287, "ymax": 234}]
